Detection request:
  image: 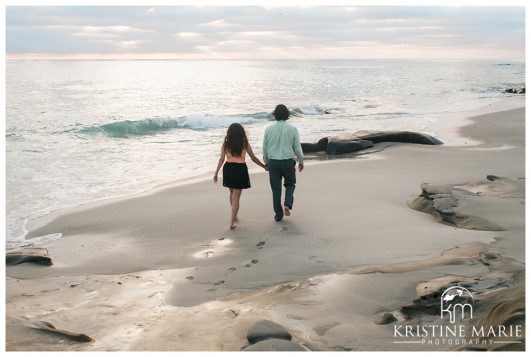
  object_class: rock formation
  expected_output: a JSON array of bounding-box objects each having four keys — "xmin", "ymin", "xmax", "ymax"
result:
[{"xmin": 302, "ymin": 130, "xmax": 443, "ymax": 155}]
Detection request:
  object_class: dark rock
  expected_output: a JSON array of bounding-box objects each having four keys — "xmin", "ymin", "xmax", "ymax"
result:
[
  {"xmin": 6, "ymin": 255, "xmax": 52, "ymax": 266},
  {"xmin": 301, "ymin": 130, "xmax": 442, "ymax": 155},
  {"xmin": 246, "ymin": 320, "xmax": 292, "ymax": 344},
  {"xmin": 6, "ymin": 248, "xmax": 52, "ymax": 266},
  {"xmin": 326, "ymin": 139, "xmax": 373, "ymax": 155},
  {"xmin": 504, "ymin": 86, "xmax": 525, "ymax": 94},
  {"xmin": 301, "ymin": 137, "xmax": 328, "ymax": 153},
  {"xmin": 374, "ymin": 312, "xmax": 397, "ymax": 325},
  {"xmin": 242, "ymin": 339, "xmax": 305, "ymax": 351},
  {"xmin": 487, "ymin": 174, "xmax": 505, "ymax": 181},
  {"xmin": 353, "ymin": 130, "xmax": 443, "ymax": 145}
]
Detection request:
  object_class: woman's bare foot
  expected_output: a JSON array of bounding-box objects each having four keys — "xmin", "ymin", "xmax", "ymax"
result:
[
  {"xmin": 230, "ymin": 220, "xmax": 238, "ymax": 229},
  {"xmin": 284, "ymin": 206, "xmax": 291, "ymax": 216}
]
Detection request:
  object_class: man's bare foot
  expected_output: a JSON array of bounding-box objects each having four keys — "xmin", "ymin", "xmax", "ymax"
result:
[{"xmin": 284, "ymin": 206, "xmax": 291, "ymax": 216}]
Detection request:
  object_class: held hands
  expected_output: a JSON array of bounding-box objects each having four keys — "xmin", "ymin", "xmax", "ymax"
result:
[
  {"xmin": 213, "ymin": 173, "xmax": 218, "ymax": 183},
  {"xmin": 264, "ymin": 164, "xmax": 269, "ymax": 172},
  {"xmin": 298, "ymin": 163, "xmax": 304, "ymax": 172}
]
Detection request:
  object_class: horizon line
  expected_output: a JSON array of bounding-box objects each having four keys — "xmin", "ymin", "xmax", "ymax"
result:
[{"xmin": 5, "ymin": 52, "xmax": 525, "ymax": 62}]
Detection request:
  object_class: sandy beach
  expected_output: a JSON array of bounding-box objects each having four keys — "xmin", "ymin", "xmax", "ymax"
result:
[{"xmin": 5, "ymin": 96, "xmax": 525, "ymax": 351}]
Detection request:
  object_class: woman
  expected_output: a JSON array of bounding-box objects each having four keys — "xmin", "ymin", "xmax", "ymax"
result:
[{"xmin": 214, "ymin": 123, "xmax": 268, "ymax": 229}]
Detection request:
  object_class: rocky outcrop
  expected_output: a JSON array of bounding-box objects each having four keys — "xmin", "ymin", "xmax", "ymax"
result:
[
  {"xmin": 326, "ymin": 139, "xmax": 373, "ymax": 155},
  {"xmin": 242, "ymin": 319, "xmax": 306, "ymax": 351},
  {"xmin": 6, "ymin": 248, "xmax": 52, "ymax": 266},
  {"xmin": 408, "ymin": 179, "xmax": 507, "ymax": 231},
  {"xmin": 302, "ymin": 130, "xmax": 443, "ymax": 155},
  {"xmin": 504, "ymin": 86, "xmax": 525, "ymax": 94},
  {"xmin": 301, "ymin": 137, "xmax": 329, "ymax": 153},
  {"xmin": 349, "ymin": 130, "xmax": 443, "ymax": 145},
  {"xmin": 28, "ymin": 321, "xmax": 94, "ymax": 343},
  {"xmin": 246, "ymin": 319, "xmax": 293, "ymax": 344},
  {"xmin": 242, "ymin": 339, "xmax": 305, "ymax": 351}
]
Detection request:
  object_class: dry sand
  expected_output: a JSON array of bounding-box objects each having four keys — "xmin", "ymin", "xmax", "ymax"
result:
[{"xmin": 5, "ymin": 96, "xmax": 525, "ymax": 352}]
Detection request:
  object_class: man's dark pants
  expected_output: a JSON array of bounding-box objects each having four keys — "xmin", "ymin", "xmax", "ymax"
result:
[{"xmin": 267, "ymin": 159, "xmax": 296, "ymax": 221}]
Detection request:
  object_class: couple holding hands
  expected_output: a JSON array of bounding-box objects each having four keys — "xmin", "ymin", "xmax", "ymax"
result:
[{"xmin": 214, "ymin": 104, "xmax": 304, "ymax": 229}]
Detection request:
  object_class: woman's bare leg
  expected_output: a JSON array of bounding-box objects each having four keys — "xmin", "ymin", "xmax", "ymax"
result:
[
  {"xmin": 230, "ymin": 189, "xmax": 242, "ymax": 228},
  {"xmin": 229, "ymin": 188, "xmax": 238, "ymax": 222}
]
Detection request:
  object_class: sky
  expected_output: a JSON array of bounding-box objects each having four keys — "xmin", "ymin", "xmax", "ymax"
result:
[{"xmin": 3, "ymin": 1, "xmax": 527, "ymax": 60}]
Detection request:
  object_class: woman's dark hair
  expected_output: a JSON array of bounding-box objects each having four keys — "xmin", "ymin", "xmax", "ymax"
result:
[
  {"xmin": 224, "ymin": 123, "xmax": 248, "ymax": 157},
  {"xmin": 273, "ymin": 104, "xmax": 290, "ymax": 121}
]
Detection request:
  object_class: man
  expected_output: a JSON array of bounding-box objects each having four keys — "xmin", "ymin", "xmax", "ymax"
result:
[{"xmin": 262, "ymin": 104, "xmax": 304, "ymax": 221}]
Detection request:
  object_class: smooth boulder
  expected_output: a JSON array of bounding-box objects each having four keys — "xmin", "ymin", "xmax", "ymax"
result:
[
  {"xmin": 348, "ymin": 130, "xmax": 443, "ymax": 145},
  {"xmin": 246, "ymin": 320, "xmax": 292, "ymax": 344},
  {"xmin": 326, "ymin": 139, "xmax": 373, "ymax": 155},
  {"xmin": 302, "ymin": 130, "xmax": 443, "ymax": 155},
  {"xmin": 242, "ymin": 339, "xmax": 305, "ymax": 351},
  {"xmin": 6, "ymin": 248, "xmax": 52, "ymax": 266}
]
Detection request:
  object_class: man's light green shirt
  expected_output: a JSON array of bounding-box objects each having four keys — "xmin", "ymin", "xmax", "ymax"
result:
[{"xmin": 262, "ymin": 120, "xmax": 304, "ymax": 165}]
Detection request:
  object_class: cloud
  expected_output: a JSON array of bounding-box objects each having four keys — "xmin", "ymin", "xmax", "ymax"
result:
[
  {"xmin": 70, "ymin": 25, "xmax": 153, "ymax": 36},
  {"xmin": 5, "ymin": 5, "xmax": 525, "ymax": 60},
  {"xmin": 176, "ymin": 32, "xmax": 201, "ymax": 38},
  {"xmin": 200, "ymin": 19, "xmax": 238, "ymax": 27}
]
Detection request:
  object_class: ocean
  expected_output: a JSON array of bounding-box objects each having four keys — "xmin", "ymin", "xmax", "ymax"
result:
[{"xmin": 5, "ymin": 59, "xmax": 524, "ymax": 248}]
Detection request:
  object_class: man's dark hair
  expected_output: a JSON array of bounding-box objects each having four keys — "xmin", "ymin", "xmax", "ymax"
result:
[{"xmin": 273, "ymin": 104, "xmax": 290, "ymax": 121}]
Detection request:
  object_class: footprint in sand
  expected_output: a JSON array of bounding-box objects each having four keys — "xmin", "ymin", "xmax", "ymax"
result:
[
  {"xmin": 245, "ymin": 259, "xmax": 259, "ymax": 267},
  {"xmin": 227, "ymin": 267, "xmax": 237, "ymax": 273},
  {"xmin": 256, "ymin": 241, "xmax": 266, "ymax": 249},
  {"xmin": 207, "ymin": 280, "xmax": 226, "ymax": 292},
  {"xmin": 280, "ymin": 226, "xmax": 288, "ymax": 232},
  {"xmin": 193, "ymin": 238, "xmax": 233, "ymax": 258}
]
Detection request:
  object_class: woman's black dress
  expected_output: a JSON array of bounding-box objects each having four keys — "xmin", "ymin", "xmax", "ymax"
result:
[{"xmin": 222, "ymin": 162, "xmax": 251, "ymax": 189}]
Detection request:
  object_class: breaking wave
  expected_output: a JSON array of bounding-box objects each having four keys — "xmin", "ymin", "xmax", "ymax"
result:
[
  {"xmin": 79, "ymin": 112, "xmax": 273, "ymax": 137},
  {"xmin": 78, "ymin": 106, "xmax": 330, "ymax": 138},
  {"xmin": 292, "ymin": 104, "xmax": 329, "ymax": 115}
]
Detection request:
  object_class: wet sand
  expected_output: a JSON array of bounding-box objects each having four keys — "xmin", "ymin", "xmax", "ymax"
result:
[{"xmin": 5, "ymin": 96, "xmax": 525, "ymax": 351}]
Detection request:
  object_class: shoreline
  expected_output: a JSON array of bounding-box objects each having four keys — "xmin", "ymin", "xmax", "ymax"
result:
[
  {"xmin": 6, "ymin": 96, "xmax": 525, "ymax": 351},
  {"xmin": 23, "ymin": 96, "xmax": 524, "ymax": 240}
]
